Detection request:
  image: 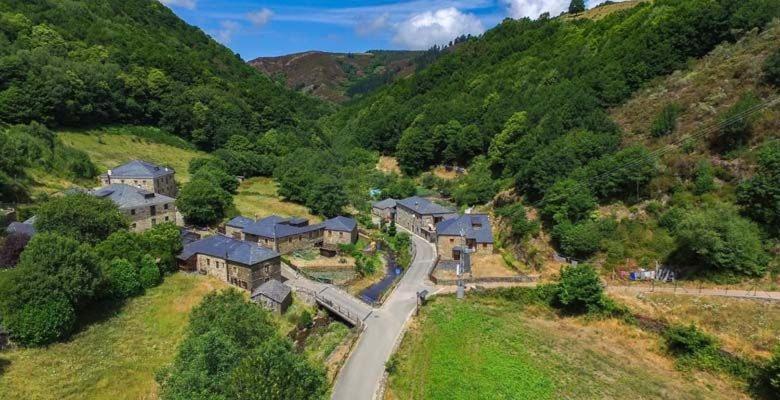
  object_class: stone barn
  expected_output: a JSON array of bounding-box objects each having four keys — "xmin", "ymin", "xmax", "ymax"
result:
[{"xmin": 252, "ymin": 279, "xmax": 293, "ymax": 314}]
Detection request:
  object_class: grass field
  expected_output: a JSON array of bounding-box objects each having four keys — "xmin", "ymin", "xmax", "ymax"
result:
[
  {"xmin": 233, "ymin": 177, "xmax": 318, "ymax": 221},
  {"xmin": 0, "ymin": 273, "xmax": 228, "ymax": 400},
  {"xmin": 387, "ymin": 294, "xmax": 749, "ymax": 400},
  {"xmin": 59, "ymin": 128, "xmax": 207, "ymax": 183}
]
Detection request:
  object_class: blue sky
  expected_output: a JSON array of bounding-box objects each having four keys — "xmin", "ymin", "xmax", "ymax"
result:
[{"xmin": 159, "ymin": 0, "xmax": 592, "ymax": 58}]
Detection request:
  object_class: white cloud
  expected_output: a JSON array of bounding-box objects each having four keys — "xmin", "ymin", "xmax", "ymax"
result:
[
  {"xmin": 247, "ymin": 8, "xmax": 274, "ymax": 27},
  {"xmin": 502, "ymin": 0, "xmax": 571, "ymax": 19},
  {"xmin": 355, "ymin": 13, "xmax": 391, "ymax": 36},
  {"xmin": 159, "ymin": 0, "xmax": 196, "ymax": 10},
  {"xmin": 212, "ymin": 20, "xmax": 241, "ymax": 44},
  {"xmin": 393, "ymin": 7, "xmax": 484, "ymax": 50}
]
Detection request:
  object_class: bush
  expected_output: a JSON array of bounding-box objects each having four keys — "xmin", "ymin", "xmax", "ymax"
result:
[
  {"xmin": 663, "ymin": 324, "xmax": 756, "ymax": 379},
  {"xmin": 760, "ymin": 347, "xmax": 780, "ymax": 398},
  {"xmin": 737, "ymin": 141, "xmax": 780, "ymax": 236},
  {"xmin": 693, "ymin": 159, "xmax": 715, "ymax": 195},
  {"xmin": 298, "ymin": 310, "xmax": 313, "ymax": 329},
  {"xmin": 664, "ymin": 324, "xmax": 718, "ymax": 356},
  {"xmin": 176, "ymin": 179, "xmax": 233, "ymax": 226},
  {"xmin": 763, "ymin": 47, "xmax": 780, "ymax": 87},
  {"xmin": 673, "ymin": 204, "xmax": 769, "ymax": 277},
  {"xmin": 2, "ymin": 292, "xmax": 76, "ymax": 347},
  {"xmin": 554, "ymin": 264, "xmax": 605, "ymax": 314},
  {"xmin": 355, "ymin": 254, "xmax": 379, "ymax": 277},
  {"xmin": 385, "ymin": 356, "xmax": 399, "ymax": 375},
  {"xmin": 35, "ymin": 193, "xmax": 129, "ymax": 244},
  {"xmin": 139, "ymin": 255, "xmax": 161, "ymax": 289},
  {"xmin": 650, "ymin": 103, "xmax": 682, "ymax": 137},
  {"xmin": 103, "ymin": 258, "xmax": 142, "ymax": 299},
  {"xmin": 496, "ymin": 203, "xmax": 539, "ymax": 240},
  {"xmin": 553, "ymin": 219, "xmax": 613, "ymax": 259},
  {"xmin": 540, "ymin": 179, "xmax": 597, "ymax": 224},
  {"xmin": 713, "ymin": 92, "xmax": 761, "ymax": 152}
]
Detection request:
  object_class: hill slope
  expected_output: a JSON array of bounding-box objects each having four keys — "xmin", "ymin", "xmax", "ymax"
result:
[
  {"xmin": 250, "ymin": 50, "xmax": 424, "ymax": 102},
  {"xmin": 0, "ymin": 0, "xmax": 327, "ymax": 150}
]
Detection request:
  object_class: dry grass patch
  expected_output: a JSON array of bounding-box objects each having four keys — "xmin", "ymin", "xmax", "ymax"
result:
[
  {"xmin": 613, "ymin": 292, "xmax": 780, "ymax": 359},
  {"xmin": 376, "ymin": 156, "xmax": 401, "ymax": 174},
  {"xmin": 0, "ymin": 274, "xmax": 228, "ymax": 400},
  {"xmin": 233, "ymin": 177, "xmax": 319, "ymax": 221}
]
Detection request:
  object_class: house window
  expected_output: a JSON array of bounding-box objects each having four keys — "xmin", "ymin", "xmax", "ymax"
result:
[
  {"xmin": 339, "ymin": 232, "xmax": 343, "ymax": 237},
  {"xmin": 207, "ymin": 259, "xmax": 211, "ymax": 266},
  {"xmin": 449, "ymin": 238, "xmax": 454, "ymax": 243},
  {"xmin": 150, "ymin": 205, "xmax": 156, "ymax": 216},
  {"xmin": 164, "ymin": 203, "xmax": 169, "ymax": 210},
  {"xmin": 151, "ymin": 218, "xmax": 157, "ymax": 226},
  {"xmin": 130, "ymin": 209, "xmax": 136, "ymax": 216},
  {"xmin": 164, "ymin": 216, "xmax": 169, "ymax": 222},
  {"xmin": 483, "ymin": 243, "xmax": 488, "ymax": 249}
]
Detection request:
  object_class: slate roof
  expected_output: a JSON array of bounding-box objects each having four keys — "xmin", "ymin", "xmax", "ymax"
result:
[
  {"xmin": 108, "ymin": 160, "xmax": 174, "ymax": 179},
  {"xmin": 226, "ymin": 216, "xmax": 254, "ymax": 229},
  {"xmin": 397, "ymin": 196, "xmax": 455, "ymax": 215},
  {"xmin": 178, "ymin": 234, "xmax": 279, "ymax": 266},
  {"xmin": 252, "ymin": 279, "xmax": 291, "ymax": 303},
  {"xmin": 243, "ymin": 215, "xmax": 324, "ymax": 239},
  {"xmin": 324, "ymin": 216, "xmax": 357, "ymax": 232},
  {"xmin": 436, "ymin": 214, "xmax": 493, "ymax": 244},
  {"xmin": 372, "ymin": 198, "xmax": 397, "ymax": 209},
  {"xmin": 6, "ymin": 221, "xmax": 35, "ymax": 237},
  {"xmin": 92, "ymin": 184, "xmax": 174, "ymax": 209}
]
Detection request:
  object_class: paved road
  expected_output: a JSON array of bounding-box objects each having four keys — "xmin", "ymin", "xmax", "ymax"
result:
[
  {"xmin": 331, "ymin": 233, "xmax": 436, "ymax": 400},
  {"xmin": 282, "ymin": 264, "xmax": 373, "ymax": 324}
]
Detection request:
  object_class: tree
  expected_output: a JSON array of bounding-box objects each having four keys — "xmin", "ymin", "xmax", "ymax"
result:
[
  {"xmin": 737, "ymin": 141, "xmax": 780, "ymax": 236},
  {"xmin": 102, "ymin": 258, "xmax": 142, "ymax": 299},
  {"xmin": 396, "ymin": 126, "xmax": 435, "ymax": 176},
  {"xmin": 763, "ymin": 47, "xmax": 780, "ymax": 87},
  {"xmin": 387, "ymin": 219, "xmax": 397, "ymax": 237},
  {"xmin": 540, "ymin": 179, "xmax": 597, "ymax": 224},
  {"xmin": 226, "ymin": 338, "xmax": 328, "ymax": 400},
  {"xmin": 495, "ymin": 203, "xmax": 539, "ymax": 240},
  {"xmin": 176, "ymin": 179, "xmax": 232, "ymax": 226},
  {"xmin": 0, "ymin": 290, "xmax": 75, "ymax": 347},
  {"xmin": 0, "ymin": 232, "xmax": 30, "ymax": 268},
  {"xmin": 35, "ymin": 193, "xmax": 129, "ymax": 244},
  {"xmin": 382, "ymin": 178, "xmax": 417, "ymax": 200},
  {"xmin": 673, "ymin": 204, "xmax": 769, "ymax": 277},
  {"xmin": 552, "ymin": 219, "xmax": 612, "ymax": 259},
  {"xmin": 306, "ymin": 177, "xmax": 348, "ymax": 218},
  {"xmin": 142, "ymin": 223, "xmax": 184, "ymax": 272},
  {"xmin": 16, "ymin": 232, "xmax": 101, "ymax": 307},
  {"xmin": 192, "ymin": 164, "xmax": 239, "ymax": 194},
  {"xmin": 355, "ymin": 254, "xmax": 379, "ymax": 277},
  {"xmin": 139, "ymin": 254, "xmax": 161, "ymax": 289},
  {"xmin": 693, "ymin": 159, "xmax": 715, "ymax": 195},
  {"xmin": 555, "ymin": 264, "xmax": 604, "ymax": 314},
  {"xmin": 568, "ymin": 0, "xmax": 586, "ymax": 14},
  {"xmin": 452, "ymin": 156, "xmax": 497, "ymax": 206}
]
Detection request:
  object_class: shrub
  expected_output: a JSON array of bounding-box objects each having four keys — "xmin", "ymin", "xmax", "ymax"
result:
[
  {"xmin": 693, "ymin": 159, "xmax": 715, "ymax": 195},
  {"xmin": 176, "ymin": 179, "xmax": 232, "ymax": 226},
  {"xmin": 737, "ymin": 141, "xmax": 780, "ymax": 236},
  {"xmin": 673, "ymin": 204, "xmax": 769, "ymax": 277},
  {"xmin": 298, "ymin": 310, "xmax": 313, "ymax": 329},
  {"xmin": 2, "ymin": 292, "xmax": 75, "ymax": 347},
  {"xmin": 540, "ymin": 179, "xmax": 597, "ymax": 224},
  {"xmin": 761, "ymin": 347, "xmax": 780, "ymax": 398},
  {"xmin": 552, "ymin": 219, "xmax": 614, "ymax": 259},
  {"xmin": 555, "ymin": 264, "xmax": 604, "ymax": 314},
  {"xmin": 496, "ymin": 203, "xmax": 539, "ymax": 240},
  {"xmin": 103, "ymin": 258, "xmax": 142, "ymax": 299},
  {"xmin": 650, "ymin": 103, "xmax": 682, "ymax": 137},
  {"xmin": 385, "ymin": 356, "xmax": 399, "ymax": 375},
  {"xmin": 35, "ymin": 193, "xmax": 129, "ymax": 244},
  {"xmin": 763, "ymin": 47, "xmax": 780, "ymax": 87},
  {"xmin": 713, "ymin": 92, "xmax": 761, "ymax": 152},
  {"xmin": 355, "ymin": 254, "xmax": 379, "ymax": 277},
  {"xmin": 664, "ymin": 324, "xmax": 717, "ymax": 356},
  {"xmin": 139, "ymin": 255, "xmax": 161, "ymax": 289}
]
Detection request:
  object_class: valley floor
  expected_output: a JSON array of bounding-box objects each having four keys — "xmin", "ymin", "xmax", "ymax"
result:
[{"xmin": 386, "ymin": 294, "xmax": 752, "ymax": 400}]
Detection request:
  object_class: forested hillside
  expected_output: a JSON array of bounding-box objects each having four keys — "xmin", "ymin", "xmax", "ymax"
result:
[
  {"xmin": 0, "ymin": 0, "xmax": 327, "ymax": 151},
  {"xmin": 325, "ymin": 0, "xmax": 780, "ymax": 281}
]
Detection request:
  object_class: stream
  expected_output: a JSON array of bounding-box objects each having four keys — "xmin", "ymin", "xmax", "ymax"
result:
[{"xmin": 359, "ymin": 244, "xmax": 402, "ymax": 305}]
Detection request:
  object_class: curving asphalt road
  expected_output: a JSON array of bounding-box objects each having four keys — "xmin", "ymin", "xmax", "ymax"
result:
[{"xmin": 331, "ymin": 233, "xmax": 436, "ymax": 400}]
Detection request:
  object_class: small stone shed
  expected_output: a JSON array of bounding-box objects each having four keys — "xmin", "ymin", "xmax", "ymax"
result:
[{"xmin": 252, "ymin": 279, "xmax": 293, "ymax": 314}]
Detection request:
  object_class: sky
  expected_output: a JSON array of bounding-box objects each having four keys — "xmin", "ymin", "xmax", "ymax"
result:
[{"xmin": 158, "ymin": 0, "xmax": 598, "ymax": 59}]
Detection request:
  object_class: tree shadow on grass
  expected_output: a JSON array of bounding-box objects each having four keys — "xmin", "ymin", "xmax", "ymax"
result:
[
  {"xmin": 0, "ymin": 358, "xmax": 10, "ymax": 376},
  {"xmin": 66, "ymin": 299, "xmax": 127, "ymax": 340}
]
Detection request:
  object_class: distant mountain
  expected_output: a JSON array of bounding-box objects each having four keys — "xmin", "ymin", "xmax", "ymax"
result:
[{"xmin": 249, "ymin": 50, "xmax": 426, "ymax": 102}]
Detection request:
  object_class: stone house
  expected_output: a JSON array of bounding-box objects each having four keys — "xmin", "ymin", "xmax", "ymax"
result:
[
  {"xmin": 227, "ymin": 215, "xmax": 325, "ymax": 254},
  {"xmin": 100, "ymin": 160, "xmax": 178, "ymax": 198},
  {"xmin": 371, "ymin": 198, "xmax": 397, "ymax": 223},
  {"xmin": 177, "ymin": 234, "xmax": 281, "ymax": 292},
  {"xmin": 395, "ymin": 196, "xmax": 457, "ymax": 241},
  {"xmin": 435, "ymin": 214, "xmax": 494, "ymax": 261},
  {"xmin": 323, "ymin": 216, "xmax": 358, "ymax": 248},
  {"xmin": 252, "ymin": 279, "xmax": 292, "ymax": 314},
  {"xmin": 92, "ymin": 184, "xmax": 180, "ymax": 232}
]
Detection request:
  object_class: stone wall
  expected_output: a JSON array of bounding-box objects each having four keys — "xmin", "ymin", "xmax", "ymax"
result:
[
  {"xmin": 395, "ymin": 206, "xmax": 418, "ymax": 234},
  {"xmin": 324, "ymin": 229, "xmax": 357, "ymax": 246},
  {"xmin": 105, "ymin": 174, "xmax": 177, "ymax": 198},
  {"xmin": 125, "ymin": 202, "xmax": 179, "ymax": 232},
  {"xmin": 436, "ymin": 235, "xmax": 494, "ymax": 261},
  {"xmin": 275, "ymin": 230, "xmax": 324, "ymax": 254},
  {"xmin": 225, "ymin": 225, "xmax": 244, "ymax": 240},
  {"xmin": 197, "ymin": 254, "xmax": 281, "ymax": 292}
]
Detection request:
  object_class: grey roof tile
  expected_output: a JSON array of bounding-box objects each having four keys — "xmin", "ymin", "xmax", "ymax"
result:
[
  {"xmin": 178, "ymin": 234, "xmax": 279, "ymax": 266},
  {"xmin": 252, "ymin": 279, "xmax": 291, "ymax": 303},
  {"xmin": 108, "ymin": 160, "xmax": 174, "ymax": 179},
  {"xmin": 397, "ymin": 196, "xmax": 455, "ymax": 215},
  {"xmin": 371, "ymin": 198, "xmax": 397, "ymax": 209},
  {"xmin": 243, "ymin": 215, "xmax": 324, "ymax": 239},
  {"xmin": 226, "ymin": 216, "xmax": 254, "ymax": 228},
  {"xmin": 92, "ymin": 184, "xmax": 174, "ymax": 209},
  {"xmin": 324, "ymin": 216, "xmax": 356, "ymax": 232},
  {"xmin": 436, "ymin": 214, "xmax": 493, "ymax": 244}
]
